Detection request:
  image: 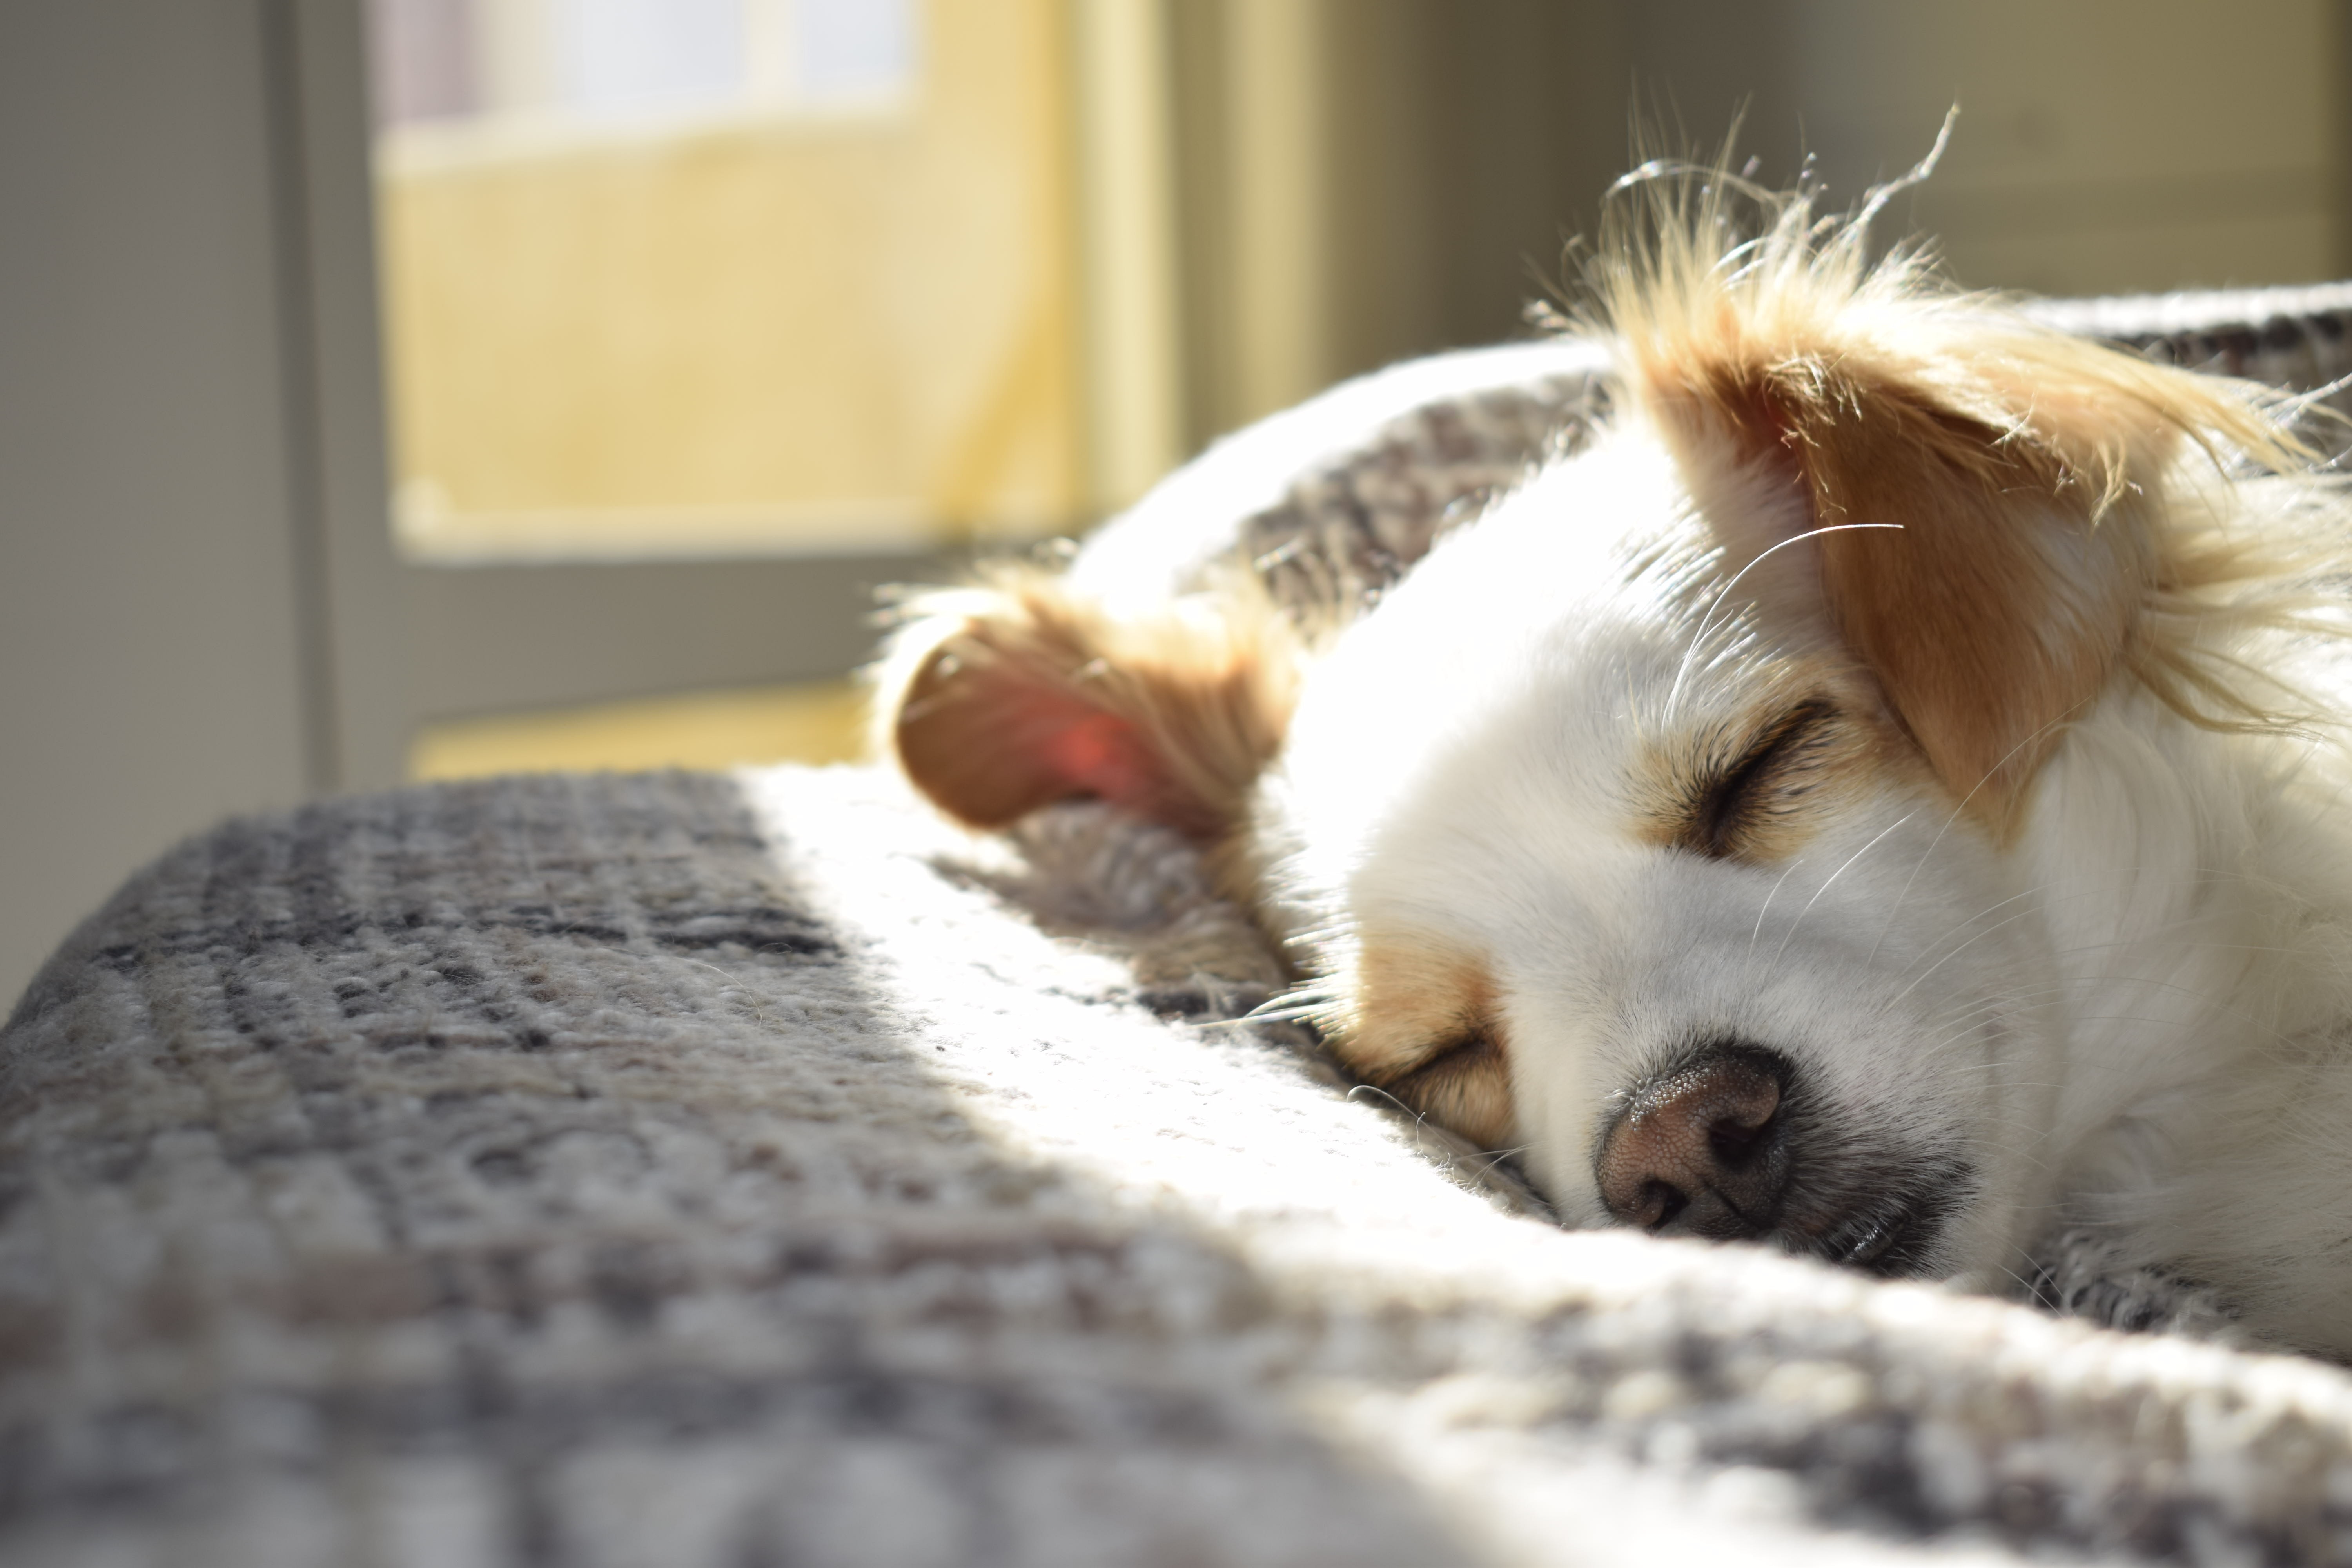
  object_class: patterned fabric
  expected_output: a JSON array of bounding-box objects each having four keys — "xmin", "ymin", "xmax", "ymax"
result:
[
  {"xmin": 2024, "ymin": 282, "xmax": 2352, "ymax": 408},
  {"xmin": 1240, "ymin": 369, "xmax": 1606, "ymax": 619},
  {"xmin": 13, "ymin": 766, "xmax": 2352, "ymax": 1567},
  {"xmin": 16, "ymin": 283, "xmax": 2352, "ymax": 1566},
  {"xmin": 1172, "ymin": 288, "xmax": 2352, "ymax": 632}
]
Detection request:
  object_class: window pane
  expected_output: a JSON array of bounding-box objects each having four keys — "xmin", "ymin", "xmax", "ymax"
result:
[
  {"xmin": 561, "ymin": 0, "xmax": 745, "ymax": 122},
  {"xmin": 367, "ymin": 0, "xmax": 1080, "ymax": 562}
]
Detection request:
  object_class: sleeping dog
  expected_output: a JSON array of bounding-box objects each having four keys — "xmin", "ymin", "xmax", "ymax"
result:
[{"xmin": 881, "ymin": 165, "xmax": 2352, "ymax": 1359}]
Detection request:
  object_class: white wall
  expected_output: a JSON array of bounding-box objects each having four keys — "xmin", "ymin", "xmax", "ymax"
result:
[{"xmin": 0, "ymin": 2, "xmax": 321, "ymax": 1007}]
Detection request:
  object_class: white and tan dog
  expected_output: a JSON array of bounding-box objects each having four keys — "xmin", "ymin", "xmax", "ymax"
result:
[{"xmin": 882, "ymin": 168, "xmax": 2352, "ymax": 1358}]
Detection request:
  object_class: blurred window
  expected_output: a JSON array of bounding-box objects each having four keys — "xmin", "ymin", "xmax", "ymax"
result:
[{"xmin": 366, "ymin": 0, "xmax": 1085, "ymax": 563}]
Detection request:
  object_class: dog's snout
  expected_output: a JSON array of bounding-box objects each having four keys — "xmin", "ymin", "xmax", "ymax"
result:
[{"xmin": 1595, "ymin": 1045, "xmax": 1792, "ymax": 1238}]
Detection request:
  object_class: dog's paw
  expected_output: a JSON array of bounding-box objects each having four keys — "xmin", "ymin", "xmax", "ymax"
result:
[{"xmin": 2026, "ymin": 1229, "xmax": 2243, "ymax": 1343}]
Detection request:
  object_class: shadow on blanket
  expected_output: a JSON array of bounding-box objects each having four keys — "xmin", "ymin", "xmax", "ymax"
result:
[{"xmin": 6, "ymin": 764, "xmax": 2352, "ymax": 1568}]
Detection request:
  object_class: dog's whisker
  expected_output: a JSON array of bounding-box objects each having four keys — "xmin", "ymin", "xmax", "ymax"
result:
[
  {"xmin": 1748, "ymin": 858, "xmax": 1808, "ymax": 958},
  {"xmin": 1665, "ymin": 523, "xmax": 1905, "ymax": 722},
  {"xmin": 1227, "ymin": 999, "xmax": 1331, "ymax": 1025},
  {"xmin": 1864, "ymin": 710, "xmax": 2085, "ymax": 969},
  {"xmin": 1880, "ymin": 904, "xmax": 2053, "ymax": 1013},
  {"xmin": 1874, "ymin": 860, "xmax": 2265, "ymax": 989},
  {"xmin": 1876, "ymin": 881, "xmax": 2060, "ymax": 987},
  {"xmin": 1881, "ymin": 860, "xmax": 2315, "ymax": 991},
  {"xmin": 1764, "ymin": 809, "xmax": 1920, "ymax": 973}
]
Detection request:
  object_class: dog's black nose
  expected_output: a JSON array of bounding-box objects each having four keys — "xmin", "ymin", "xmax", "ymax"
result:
[{"xmin": 1595, "ymin": 1045, "xmax": 1792, "ymax": 1238}]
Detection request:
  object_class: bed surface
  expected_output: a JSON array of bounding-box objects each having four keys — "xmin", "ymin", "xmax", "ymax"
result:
[
  {"xmin": 13, "ymin": 285, "xmax": 2352, "ymax": 1566},
  {"xmin": 8, "ymin": 763, "xmax": 2352, "ymax": 1566}
]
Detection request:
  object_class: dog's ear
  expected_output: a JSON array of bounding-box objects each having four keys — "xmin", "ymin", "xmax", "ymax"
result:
[
  {"xmin": 879, "ymin": 568, "xmax": 1298, "ymax": 842},
  {"xmin": 1628, "ymin": 318, "xmax": 2262, "ymax": 832}
]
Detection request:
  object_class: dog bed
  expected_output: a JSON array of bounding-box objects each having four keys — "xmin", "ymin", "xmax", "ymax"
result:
[{"xmin": 9, "ymin": 284, "xmax": 2352, "ymax": 1568}]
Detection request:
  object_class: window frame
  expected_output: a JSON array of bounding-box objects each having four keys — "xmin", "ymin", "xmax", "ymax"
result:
[{"xmin": 272, "ymin": 0, "xmax": 961, "ymax": 790}]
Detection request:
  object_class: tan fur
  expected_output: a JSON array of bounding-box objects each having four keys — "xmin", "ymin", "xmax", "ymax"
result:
[
  {"xmin": 1627, "ymin": 663, "xmax": 1914, "ymax": 863},
  {"xmin": 1321, "ymin": 942, "xmax": 1514, "ymax": 1149},
  {"xmin": 878, "ymin": 564, "xmax": 1300, "ymax": 852},
  {"xmin": 1590, "ymin": 164, "xmax": 2332, "ymax": 832}
]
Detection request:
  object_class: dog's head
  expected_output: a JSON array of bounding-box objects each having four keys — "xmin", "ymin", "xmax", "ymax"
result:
[{"xmin": 881, "ymin": 180, "xmax": 2304, "ymax": 1286}]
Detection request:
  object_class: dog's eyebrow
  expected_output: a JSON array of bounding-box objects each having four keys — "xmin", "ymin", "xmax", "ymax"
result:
[{"xmin": 1681, "ymin": 699, "xmax": 1840, "ymax": 861}]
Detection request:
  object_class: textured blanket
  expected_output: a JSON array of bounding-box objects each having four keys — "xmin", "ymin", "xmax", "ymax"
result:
[
  {"xmin": 13, "ymin": 286, "xmax": 2352, "ymax": 1567},
  {"xmin": 10, "ymin": 764, "xmax": 2352, "ymax": 1568}
]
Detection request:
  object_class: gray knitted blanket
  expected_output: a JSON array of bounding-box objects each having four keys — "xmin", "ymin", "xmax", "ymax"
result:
[
  {"xmin": 1072, "ymin": 281, "xmax": 2352, "ymax": 622},
  {"xmin": 14, "ymin": 764, "xmax": 2352, "ymax": 1568},
  {"xmin": 13, "ymin": 285, "xmax": 2352, "ymax": 1567}
]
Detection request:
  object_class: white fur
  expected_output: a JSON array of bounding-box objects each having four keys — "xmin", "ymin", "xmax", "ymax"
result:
[
  {"xmin": 1254, "ymin": 423, "xmax": 2352, "ymax": 1358},
  {"xmin": 886, "ymin": 175, "xmax": 2352, "ymax": 1357}
]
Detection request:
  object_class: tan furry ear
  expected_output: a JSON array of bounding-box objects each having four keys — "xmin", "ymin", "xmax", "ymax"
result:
[
  {"xmin": 1643, "ymin": 343, "xmax": 2168, "ymax": 829},
  {"xmin": 878, "ymin": 566, "xmax": 1298, "ymax": 843},
  {"xmin": 1600, "ymin": 180, "xmax": 2300, "ymax": 831}
]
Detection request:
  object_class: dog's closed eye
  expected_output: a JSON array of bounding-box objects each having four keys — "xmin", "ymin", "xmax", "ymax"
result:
[
  {"xmin": 1326, "ymin": 946, "xmax": 1517, "ymax": 1149},
  {"xmin": 1377, "ymin": 1026, "xmax": 1513, "ymax": 1149},
  {"xmin": 1681, "ymin": 699, "xmax": 1841, "ymax": 861}
]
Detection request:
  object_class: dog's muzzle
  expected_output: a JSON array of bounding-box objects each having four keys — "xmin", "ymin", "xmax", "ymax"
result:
[{"xmin": 1593, "ymin": 1042, "xmax": 1958, "ymax": 1276}]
